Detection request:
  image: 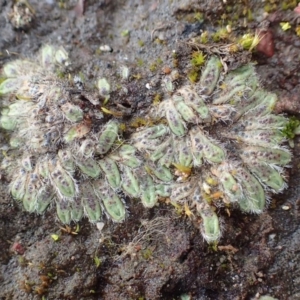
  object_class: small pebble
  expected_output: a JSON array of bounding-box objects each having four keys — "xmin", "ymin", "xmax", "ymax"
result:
[
  {"xmin": 96, "ymin": 222, "xmax": 105, "ymax": 231},
  {"xmin": 99, "ymin": 45, "xmax": 113, "ymax": 52}
]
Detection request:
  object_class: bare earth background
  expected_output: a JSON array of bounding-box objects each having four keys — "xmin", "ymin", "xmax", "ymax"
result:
[{"xmin": 1, "ymin": 0, "xmax": 300, "ymax": 299}]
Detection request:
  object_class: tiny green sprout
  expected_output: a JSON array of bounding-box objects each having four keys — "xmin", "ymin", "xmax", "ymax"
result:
[
  {"xmin": 18, "ymin": 256, "xmax": 27, "ymax": 266},
  {"xmin": 51, "ymin": 234, "xmax": 60, "ymax": 242},
  {"xmin": 153, "ymin": 93, "xmax": 162, "ymax": 105},
  {"xmin": 137, "ymin": 58, "xmax": 144, "ymax": 66},
  {"xmin": 149, "ymin": 62, "xmax": 157, "ymax": 72},
  {"xmin": 200, "ymin": 31, "xmax": 209, "ymax": 44},
  {"xmin": 119, "ymin": 123, "xmax": 126, "ymax": 131},
  {"xmin": 208, "ymin": 241, "xmax": 218, "ymax": 252},
  {"xmin": 58, "ymin": 0, "xmax": 67, "ymax": 9},
  {"xmin": 170, "ymin": 201, "xmax": 183, "ymax": 215},
  {"xmin": 191, "ymin": 51, "xmax": 206, "ymax": 67},
  {"xmin": 154, "ymin": 37, "xmax": 164, "ymax": 44},
  {"xmin": 156, "ymin": 57, "xmax": 163, "ymax": 65},
  {"xmin": 212, "ymin": 28, "xmax": 229, "ymax": 42},
  {"xmin": 220, "ymin": 13, "xmax": 227, "ymax": 22},
  {"xmin": 194, "ymin": 12, "xmax": 203, "ymax": 22},
  {"xmin": 142, "ymin": 248, "xmax": 153, "ymax": 260},
  {"xmin": 138, "ymin": 40, "xmax": 145, "ymax": 47},
  {"xmin": 264, "ymin": 4, "xmax": 274, "ymax": 13},
  {"xmin": 121, "ymin": 29, "xmax": 130, "ymax": 37},
  {"xmin": 94, "ymin": 256, "xmax": 101, "ymax": 268},
  {"xmin": 247, "ymin": 9, "xmax": 254, "ymax": 21},
  {"xmin": 280, "ymin": 22, "xmax": 291, "ymax": 31},
  {"xmin": 103, "ymin": 97, "xmax": 109, "ymax": 105},
  {"xmin": 56, "ymin": 70, "xmax": 65, "ymax": 79},
  {"xmin": 74, "ymin": 223, "xmax": 80, "ymax": 233},
  {"xmin": 101, "ymin": 106, "xmax": 123, "ymax": 117},
  {"xmin": 281, "ymin": 0, "xmax": 297, "ymax": 10},
  {"xmin": 90, "ymin": 290, "xmax": 96, "ymax": 294},
  {"xmin": 133, "ymin": 73, "xmax": 142, "ymax": 80}
]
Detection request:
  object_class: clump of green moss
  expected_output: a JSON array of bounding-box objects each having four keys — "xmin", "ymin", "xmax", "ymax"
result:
[
  {"xmin": 282, "ymin": 116, "xmax": 300, "ymax": 139},
  {"xmin": 238, "ymin": 33, "xmax": 260, "ymax": 51},
  {"xmin": 187, "ymin": 68, "xmax": 200, "ymax": 83},
  {"xmin": 281, "ymin": 0, "xmax": 297, "ymax": 10},
  {"xmin": 149, "ymin": 58, "xmax": 163, "ymax": 72},
  {"xmin": 212, "ymin": 28, "xmax": 230, "ymax": 42},
  {"xmin": 191, "ymin": 51, "xmax": 206, "ymax": 67},
  {"xmin": 136, "ymin": 58, "xmax": 144, "ymax": 67},
  {"xmin": 187, "ymin": 51, "xmax": 206, "ymax": 83},
  {"xmin": 138, "ymin": 40, "xmax": 145, "ymax": 47},
  {"xmin": 153, "ymin": 93, "xmax": 162, "ymax": 105}
]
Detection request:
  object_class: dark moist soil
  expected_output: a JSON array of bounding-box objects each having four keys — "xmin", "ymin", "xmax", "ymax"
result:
[{"xmin": 1, "ymin": 0, "xmax": 300, "ymax": 299}]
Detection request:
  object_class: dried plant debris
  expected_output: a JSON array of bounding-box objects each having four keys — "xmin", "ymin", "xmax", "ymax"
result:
[{"xmin": 0, "ymin": 45, "xmax": 291, "ymax": 243}]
